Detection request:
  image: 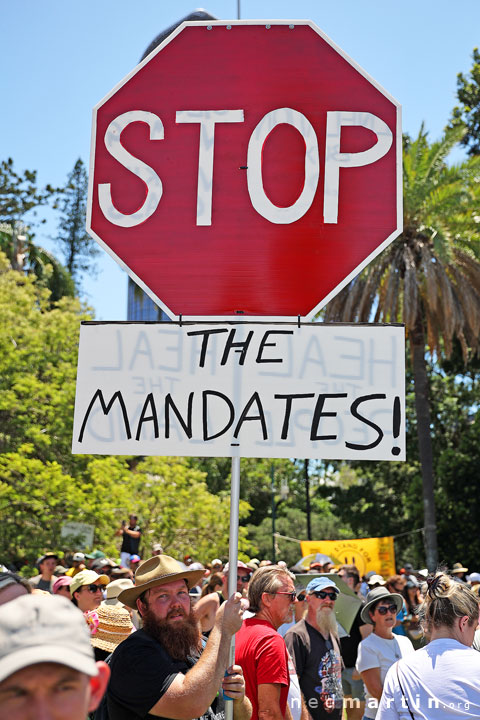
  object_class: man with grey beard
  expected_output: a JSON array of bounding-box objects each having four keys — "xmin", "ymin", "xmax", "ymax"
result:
[{"xmin": 285, "ymin": 577, "xmax": 343, "ymax": 720}]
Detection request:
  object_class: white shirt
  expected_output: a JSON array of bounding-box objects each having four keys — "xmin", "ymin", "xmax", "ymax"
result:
[
  {"xmin": 377, "ymin": 638, "xmax": 480, "ymax": 719},
  {"xmin": 286, "ymin": 649, "xmax": 302, "ymax": 720},
  {"xmin": 278, "ymin": 619, "xmax": 302, "ymax": 720},
  {"xmin": 356, "ymin": 632, "xmax": 414, "ymax": 718}
]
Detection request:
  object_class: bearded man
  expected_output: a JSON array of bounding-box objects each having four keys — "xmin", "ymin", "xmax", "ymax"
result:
[
  {"xmin": 105, "ymin": 554, "xmax": 252, "ymax": 720},
  {"xmin": 285, "ymin": 578, "xmax": 343, "ymax": 720}
]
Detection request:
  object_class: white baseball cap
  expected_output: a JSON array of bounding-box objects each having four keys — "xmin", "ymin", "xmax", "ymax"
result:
[{"xmin": 367, "ymin": 574, "xmax": 386, "ymax": 586}]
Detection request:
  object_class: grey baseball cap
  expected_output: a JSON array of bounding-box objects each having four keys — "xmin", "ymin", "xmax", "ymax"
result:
[{"xmin": 0, "ymin": 594, "xmax": 98, "ymax": 683}]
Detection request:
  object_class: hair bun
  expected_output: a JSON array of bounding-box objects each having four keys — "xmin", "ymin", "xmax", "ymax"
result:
[{"xmin": 426, "ymin": 573, "xmax": 443, "ymax": 596}]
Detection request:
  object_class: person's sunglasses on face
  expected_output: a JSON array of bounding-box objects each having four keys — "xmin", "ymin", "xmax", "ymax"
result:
[
  {"xmin": 376, "ymin": 604, "xmax": 397, "ymax": 615},
  {"xmin": 311, "ymin": 590, "xmax": 337, "ymax": 601}
]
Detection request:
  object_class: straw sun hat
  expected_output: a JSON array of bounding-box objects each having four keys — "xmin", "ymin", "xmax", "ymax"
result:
[
  {"xmin": 91, "ymin": 604, "xmax": 133, "ymax": 653},
  {"xmin": 118, "ymin": 555, "xmax": 205, "ymax": 609}
]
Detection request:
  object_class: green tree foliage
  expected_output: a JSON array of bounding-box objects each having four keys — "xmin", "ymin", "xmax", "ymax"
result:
[
  {"xmin": 194, "ymin": 457, "xmax": 354, "ymax": 563},
  {"xmin": 196, "ymin": 457, "xmax": 320, "ymax": 527},
  {"xmin": 0, "ymin": 255, "xmax": 86, "ymax": 466},
  {"xmin": 0, "ymin": 223, "xmax": 75, "ymax": 302},
  {"xmin": 428, "ymin": 356, "xmax": 480, "ymax": 568},
  {"xmin": 247, "ymin": 501, "xmax": 353, "ymax": 568},
  {"xmin": 128, "ymin": 457, "xmax": 252, "ymax": 561},
  {"xmin": 0, "ymin": 158, "xmax": 56, "ymax": 224},
  {"xmin": 56, "ymin": 158, "xmax": 99, "ymax": 284},
  {"xmin": 323, "ymin": 125, "xmax": 480, "ymax": 570},
  {"xmin": 453, "ymin": 48, "xmax": 480, "ymax": 155},
  {"xmin": 435, "ymin": 417, "xmax": 480, "ymax": 567},
  {"xmin": 0, "ymin": 156, "xmax": 75, "ymax": 301},
  {"xmin": 0, "ymin": 256, "xmax": 257, "ymax": 566},
  {"xmin": 0, "ymin": 450, "xmax": 83, "ymax": 564},
  {"xmin": 321, "ymin": 350, "xmax": 480, "ymax": 570}
]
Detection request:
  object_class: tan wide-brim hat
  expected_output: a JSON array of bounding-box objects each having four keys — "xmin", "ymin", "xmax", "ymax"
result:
[
  {"xmin": 452, "ymin": 563, "xmax": 469, "ymax": 574},
  {"xmin": 118, "ymin": 555, "xmax": 206, "ymax": 609}
]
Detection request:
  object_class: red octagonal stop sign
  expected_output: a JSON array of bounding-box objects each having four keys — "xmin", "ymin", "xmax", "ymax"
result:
[{"xmin": 88, "ymin": 20, "xmax": 401, "ymax": 320}]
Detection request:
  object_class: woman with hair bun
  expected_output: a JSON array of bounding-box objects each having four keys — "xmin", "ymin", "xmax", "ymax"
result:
[{"xmin": 377, "ymin": 570, "xmax": 480, "ymax": 718}]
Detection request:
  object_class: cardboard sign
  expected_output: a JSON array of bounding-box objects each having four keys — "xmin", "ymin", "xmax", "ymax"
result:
[{"xmin": 72, "ymin": 322, "xmax": 405, "ymax": 460}]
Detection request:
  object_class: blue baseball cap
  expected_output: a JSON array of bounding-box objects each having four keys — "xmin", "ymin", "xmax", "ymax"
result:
[{"xmin": 306, "ymin": 577, "xmax": 340, "ymax": 595}]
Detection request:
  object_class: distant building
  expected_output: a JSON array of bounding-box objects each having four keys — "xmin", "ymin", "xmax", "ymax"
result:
[
  {"xmin": 126, "ymin": 9, "xmax": 217, "ymax": 322},
  {"xmin": 127, "ymin": 278, "xmax": 170, "ymax": 321}
]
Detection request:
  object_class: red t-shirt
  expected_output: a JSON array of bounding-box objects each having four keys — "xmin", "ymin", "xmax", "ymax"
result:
[{"xmin": 235, "ymin": 617, "xmax": 290, "ymax": 720}]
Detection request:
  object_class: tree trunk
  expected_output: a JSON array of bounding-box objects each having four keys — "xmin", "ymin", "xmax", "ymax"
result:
[
  {"xmin": 410, "ymin": 316, "xmax": 438, "ymax": 571},
  {"xmin": 304, "ymin": 459, "xmax": 312, "ymax": 540}
]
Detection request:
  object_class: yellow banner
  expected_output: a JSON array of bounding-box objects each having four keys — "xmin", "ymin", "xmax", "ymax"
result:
[{"xmin": 300, "ymin": 537, "xmax": 395, "ymax": 578}]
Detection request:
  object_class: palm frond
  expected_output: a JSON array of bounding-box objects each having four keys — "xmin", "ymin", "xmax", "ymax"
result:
[{"xmin": 323, "ymin": 123, "xmax": 480, "ymax": 362}]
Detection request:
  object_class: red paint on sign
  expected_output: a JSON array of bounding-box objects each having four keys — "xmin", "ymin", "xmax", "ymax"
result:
[{"xmin": 88, "ymin": 21, "xmax": 401, "ymax": 319}]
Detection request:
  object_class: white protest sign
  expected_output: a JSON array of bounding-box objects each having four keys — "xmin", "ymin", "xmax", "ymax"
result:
[
  {"xmin": 60, "ymin": 522, "xmax": 95, "ymax": 549},
  {"xmin": 72, "ymin": 323, "xmax": 405, "ymax": 460}
]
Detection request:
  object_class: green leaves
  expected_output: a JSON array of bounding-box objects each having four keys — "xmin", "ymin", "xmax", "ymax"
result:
[
  {"xmin": 325, "ymin": 125, "xmax": 480, "ymax": 362},
  {"xmin": 0, "ymin": 263, "xmax": 261, "ymax": 565},
  {"xmin": 55, "ymin": 158, "xmax": 99, "ymax": 286},
  {"xmin": 0, "ymin": 158, "xmax": 58, "ymax": 225},
  {"xmin": 453, "ymin": 47, "xmax": 480, "ymax": 155}
]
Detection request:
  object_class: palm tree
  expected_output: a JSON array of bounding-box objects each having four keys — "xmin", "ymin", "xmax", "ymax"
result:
[{"xmin": 323, "ymin": 125, "xmax": 480, "ymax": 570}]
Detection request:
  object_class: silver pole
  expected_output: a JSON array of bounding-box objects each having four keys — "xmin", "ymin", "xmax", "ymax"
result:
[
  {"xmin": 237, "ymin": 0, "xmax": 241, "ymax": 20},
  {"xmin": 225, "ymin": 454, "xmax": 241, "ymax": 720},
  {"xmin": 228, "ymin": 455, "xmax": 240, "ymax": 599}
]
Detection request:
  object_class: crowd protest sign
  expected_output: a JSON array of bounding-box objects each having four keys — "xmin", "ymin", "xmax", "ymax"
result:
[
  {"xmin": 301, "ymin": 536, "xmax": 396, "ymax": 577},
  {"xmin": 60, "ymin": 522, "xmax": 95, "ymax": 550},
  {"xmin": 72, "ymin": 321, "xmax": 405, "ymax": 462}
]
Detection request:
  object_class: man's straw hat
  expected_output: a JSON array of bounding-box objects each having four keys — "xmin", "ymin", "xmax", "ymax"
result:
[{"xmin": 118, "ymin": 555, "xmax": 205, "ymax": 609}]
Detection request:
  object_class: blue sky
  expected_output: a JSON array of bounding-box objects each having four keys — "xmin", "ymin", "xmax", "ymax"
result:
[{"xmin": 4, "ymin": 1, "xmax": 480, "ymax": 319}]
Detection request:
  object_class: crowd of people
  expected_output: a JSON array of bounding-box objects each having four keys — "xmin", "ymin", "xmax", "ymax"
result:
[{"xmin": 1, "ymin": 517, "xmax": 480, "ymax": 719}]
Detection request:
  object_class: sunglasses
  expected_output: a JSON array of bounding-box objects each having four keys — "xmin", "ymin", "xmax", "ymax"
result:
[
  {"xmin": 82, "ymin": 583, "xmax": 105, "ymax": 594},
  {"xmin": 376, "ymin": 604, "xmax": 397, "ymax": 615},
  {"xmin": 311, "ymin": 590, "xmax": 337, "ymax": 601},
  {"xmin": 274, "ymin": 591, "xmax": 296, "ymax": 602},
  {"xmin": 237, "ymin": 575, "xmax": 250, "ymax": 583}
]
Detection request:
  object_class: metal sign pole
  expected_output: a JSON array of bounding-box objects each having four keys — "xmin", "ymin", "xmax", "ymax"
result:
[{"xmin": 225, "ymin": 455, "xmax": 241, "ymax": 720}]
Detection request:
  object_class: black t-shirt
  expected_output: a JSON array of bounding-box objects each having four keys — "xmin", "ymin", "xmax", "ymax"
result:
[
  {"xmin": 339, "ymin": 607, "xmax": 363, "ymax": 668},
  {"xmin": 285, "ymin": 619, "xmax": 343, "ymax": 720},
  {"xmin": 106, "ymin": 628, "xmax": 225, "ymax": 720},
  {"xmin": 120, "ymin": 525, "xmax": 141, "ymax": 554}
]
